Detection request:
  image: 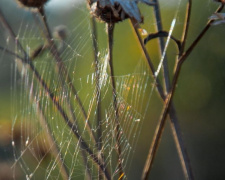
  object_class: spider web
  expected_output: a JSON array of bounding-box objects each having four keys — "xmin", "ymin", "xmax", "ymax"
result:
[
  {"xmin": 0, "ymin": 0, "xmax": 216, "ymax": 179},
  {"xmin": 7, "ymin": 2, "xmax": 158, "ymax": 179}
]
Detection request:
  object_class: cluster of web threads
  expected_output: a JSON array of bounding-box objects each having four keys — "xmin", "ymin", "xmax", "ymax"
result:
[{"xmin": 7, "ymin": 3, "xmax": 156, "ymax": 179}]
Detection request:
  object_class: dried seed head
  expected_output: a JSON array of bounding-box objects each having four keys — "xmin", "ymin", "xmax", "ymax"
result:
[
  {"xmin": 90, "ymin": 2, "xmax": 129, "ymax": 23},
  {"xmin": 16, "ymin": 0, "xmax": 49, "ymax": 8},
  {"xmin": 89, "ymin": 0, "xmax": 155, "ymax": 24}
]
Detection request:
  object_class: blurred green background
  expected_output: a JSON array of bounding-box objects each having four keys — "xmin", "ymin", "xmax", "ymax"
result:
[{"xmin": 1, "ymin": 0, "xmax": 225, "ymax": 179}]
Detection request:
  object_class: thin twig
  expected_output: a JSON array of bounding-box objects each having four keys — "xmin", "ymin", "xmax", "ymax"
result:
[
  {"xmin": 107, "ymin": 23, "xmax": 124, "ymax": 178},
  {"xmin": 141, "ymin": 1, "xmax": 195, "ymax": 180},
  {"xmin": 30, "ymin": 44, "xmax": 48, "ymax": 60},
  {"xmin": 0, "ymin": 9, "xmax": 27, "ymax": 60},
  {"xmin": 152, "ymin": 0, "xmax": 170, "ymax": 93},
  {"xmin": 16, "ymin": 62, "xmax": 69, "ymax": 180},
  {"xmin": 81, "ymin": 150, "xmax": 92, "ymax": 180},
  {"xmin": 90, "ymin": 17, "xmax": 106, "ymax": 180},
  {"xmin": 144, "ymin": 31, "xmax": 181, "ymax": 51},
  {"xmin": 142, "ymin": 3, "xmax": 224, "ymax": 180},
  {"xmin": 3, "ymin": 45, "xmax": 70, "ymax": 180},
  {"xmin": 0, "ymin": 9, "xmax": 111, "ymax": 179},
  {"xmin": 130, "ymin": 19, "xmax": 165, "ymax": 99},
  {"xmin": 28, "ymin": 57, "xmax": 112, "ymax": 180},
  {"xmin": 180, "ymin": 0, "xmax": 192, "ymax": 55},
  {"xmin": 91, "ymin": 16, "xmax": 102, "ymax": 153},
  {"xmin": 38, "ymin": 7, "xmax": 99, "ymax": 148},
  {"xmin": 129, "ymin": 24, "xmax": 192, "ymax": 179},
  {"xmin": 0, "ymin": 46, "xmax": 24, "ymax": 60}
]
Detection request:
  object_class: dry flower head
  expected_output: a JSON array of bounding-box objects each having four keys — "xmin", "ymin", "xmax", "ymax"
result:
[{"xmin": 89, "ymin": 0, "xmax": 155, "ymax": 24}]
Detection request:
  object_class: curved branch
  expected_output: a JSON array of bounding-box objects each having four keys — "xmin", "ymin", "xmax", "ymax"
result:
[{"xmin": 144, "ymin": 31, "xmax": 181, "ymax": 51}]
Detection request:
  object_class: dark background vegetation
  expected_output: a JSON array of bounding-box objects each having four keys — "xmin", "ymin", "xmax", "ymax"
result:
[{"xmin": 0, "ymin": 0, "xmax": 225, "ymax": 179}]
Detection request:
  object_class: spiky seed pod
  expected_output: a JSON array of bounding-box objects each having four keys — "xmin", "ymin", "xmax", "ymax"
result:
[{"xmin": 16, "ymin": 0, "xmax": 49, "ymax": 8}]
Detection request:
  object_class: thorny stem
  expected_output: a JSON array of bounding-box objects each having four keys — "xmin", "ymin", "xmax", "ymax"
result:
[
  {"xmin": 107, "ymin": 23, "xmax": 124, "ymax": 178},
  {"xmin": 38, "ymin": 7, "xmax": 99, "ymax": 150},
  {"xmin": 142, "ymin": 1, "xmax": 194, "ymax": 180},
  {"xmin": 91, "ymin": 17, "xmax": 106, "ymax": 180},
  {"xmin": 142, "ymin": 3, "xmax": 224, "ymax": 180},
  {"xmin": 0, "ymin": 9, "xmax": 111, "ymax": 180}
]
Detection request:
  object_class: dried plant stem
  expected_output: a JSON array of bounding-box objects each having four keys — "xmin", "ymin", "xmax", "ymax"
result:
[
  {"xmin": 91, "ymin": 17, "xmax": 102, "ymax": 152},
  {"xmin": 131, "ymin": 18, "xmax": 193, "ymax": 180},
  {"xmin": 38, "ymin": 7, "xmax": 99, "ymax": 148},
  {"xmin": 81, "ymin": 150, "xmax": 92, "ymax": 180},
  {"xmin": 0, "ymin": 9, "xmax": 111, "ymax": 180},
  {"xmin": 91, "ymin": 17, "xmax": 106, "ymax": 180},
  {"xmin": 0, "ymin": 46, "xmax": 23, "ymax": 60},
  {"xmin": 180, "ymin": 0, "xmax": 192, "ymax": 55},
  {"xmin": 130, "ymin": 19, "xmax": 165, "ymax": 99},
  {"xmin": 1, "ymin": 47, "xmax": 71, "ymax": 180},
  {"xmin": 16, "ymin": 61, "xmax": 69, "ymax": 180},
  {"xmin": 24, "ymin": 57, "xmax": 111, "ymax": 180},
  {"xmin": 107, "ymin": 23, "xmax": 124, "ymax": 178},
  {"xmin": 142, "ymin": 3, "xmax": 224, "ymax": 180},
  {"xmin": 152, "ymin": 0, "xmax": 170, "ymax": 93},
  {"xmin": 142, "ymin": 1, "xmax": 194, "ymax": 180}
]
